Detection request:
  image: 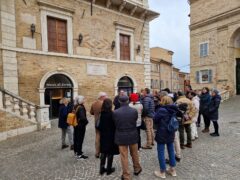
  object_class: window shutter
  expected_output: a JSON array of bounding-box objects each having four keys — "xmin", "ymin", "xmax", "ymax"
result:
[
  {"xmin": 47, "ymin": 17, "xmax": 57, "ymax": 52},
  {"xmin": 47, "ymin": 17, "xmax": 67, "ymax": 53},
  {"xmin": 120, "ymin": 34, "xmax": 130, "ymax": 61},
  {"xmin": 196, "ymin": 71, "xmax": 200, "ymax": 83},
  {"xmin": 208, "ymin": 69, "xmax": 212, "ymax": 83},
  {"xmin": 200, "ymin": 44, "xmax": 203, "ymax": 57},
  {"xmin": 57, "ymin": 20, "xmax": 67, "ymax": 53}
]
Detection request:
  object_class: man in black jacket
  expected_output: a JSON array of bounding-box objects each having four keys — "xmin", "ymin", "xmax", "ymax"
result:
[{"xmin": 113, "ymin": 95, "xmax": 142, "ymax": 180}]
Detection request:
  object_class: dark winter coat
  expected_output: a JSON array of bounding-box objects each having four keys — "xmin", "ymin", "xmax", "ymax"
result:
[
  {"xmin": 113, "ymin": 95, "xmax": 121, "ymax": 110},
  {"xmin": 142, "ymin": 94, "xmax": 155, "ymax": 118},
  {"xmin": 98, "ymin": 111, "xmax": 119, "ymax": 155},
  {"xmin": 113, "ymin": 104, "xmax": 138, "ymax": 145},
  {"xmin": 200, "ymin": 93, "xmax": 211, "ymax": 115},
  {"xmin": 58, "ymin": 104, "xmax": 71, "ymax": 129},
  {"xmin": 75, "ymin": 104, "xmax": 89, "ymax": 129},
  {"xmin": 208, "ymin": 95, "xmax": 221, "ymax": 120},
  {"xmin": 154, "ymin": 105, "xmax": 179, "ymax": 144}
]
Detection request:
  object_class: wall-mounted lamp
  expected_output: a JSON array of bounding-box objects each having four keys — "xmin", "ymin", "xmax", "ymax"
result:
[
  {"xmin": 78, "ymin": 34, "xmax": 83, "ymax": 46},
  {"xmin": 111, "ymin": 41, "xmax": 115, "ymax": 50},
  {"xmin": 30, "ymin": 24, "xmax": 36, "ymax": 38},
  {"xmin": 137, "ymin": 45, "xmax": 141, "ymax": 54}
]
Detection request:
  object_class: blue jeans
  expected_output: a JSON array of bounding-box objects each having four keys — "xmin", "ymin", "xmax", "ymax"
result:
[{"xmin": 157, "ymin": 143, "xmax": 176, "ymax": 171}]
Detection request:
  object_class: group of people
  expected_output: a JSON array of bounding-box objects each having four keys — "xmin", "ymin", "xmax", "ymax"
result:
[{"xmin": 58, "ymin": 86, "xmax": 221, "ymax": 179}]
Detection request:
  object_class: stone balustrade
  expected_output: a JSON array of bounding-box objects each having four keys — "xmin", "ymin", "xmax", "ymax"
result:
[
  {"xmin": 220, "ymin": 90, "xmax": 230, "ymax": 102},
  {"xmin": 0, "ymin": 87, "xmax": 51, "ymax": 130}
]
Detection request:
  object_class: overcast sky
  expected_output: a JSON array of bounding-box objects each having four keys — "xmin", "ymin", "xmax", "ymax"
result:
[{"xmin": 149, "ymin": 0, "xmax": 190, "ymax": 72}]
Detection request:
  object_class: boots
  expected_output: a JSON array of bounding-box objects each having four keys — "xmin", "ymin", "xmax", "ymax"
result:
[
  {"xmin": 106, "ymin": 155, "xmax": 115, "ymax": 175},
  {"xmin": 100, "ymin": 154, "xmax": 107, "ymax": 175},
  {"xmin": 202, "ymin": 128, "xmax": 209, "ymax": 133}
]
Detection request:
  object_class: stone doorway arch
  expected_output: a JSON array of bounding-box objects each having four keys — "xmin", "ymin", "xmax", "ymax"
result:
[
  {"xmin": 39, "ymin": 71, "xmax": 78, "ymax": 105},
  {"xmin": 229, "ymin": 27, "xmax": 240, "ymax": 95},
  {"xmin": 114, "ymin": 75, "xmax": 137, "ymax": 96}
]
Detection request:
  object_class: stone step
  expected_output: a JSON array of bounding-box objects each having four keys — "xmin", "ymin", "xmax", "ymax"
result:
[{"xmin": 0, "ymin": 110, "xmax": 34, "ymax": 133}]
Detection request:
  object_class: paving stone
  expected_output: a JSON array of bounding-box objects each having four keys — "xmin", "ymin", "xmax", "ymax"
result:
[{"xmin": 0, "ymin": 97, "xmax": 240, "ymax": 180}]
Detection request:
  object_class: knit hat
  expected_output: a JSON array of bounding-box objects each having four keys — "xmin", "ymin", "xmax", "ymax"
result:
[
  {"xmin": 130, "ymin": 93, "xmax": 139, "ymax": 103},
  {"xmin": 212, "ymin": 89, "xmax": 219, "ymax": 95}
]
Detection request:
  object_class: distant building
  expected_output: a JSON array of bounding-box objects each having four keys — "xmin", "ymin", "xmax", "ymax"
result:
[
  {"xmin": 172, "ymin": 67, "xmax": 180, "ymax": 92},
  {"xmin": 150, "ymin": 47, "xmax": 174, "ymax": 92},
  {"xmin": 189, "ymin": 0, "xmax": 240, "ymax": 95}
]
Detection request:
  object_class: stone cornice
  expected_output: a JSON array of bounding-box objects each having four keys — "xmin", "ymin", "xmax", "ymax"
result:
[
  {"xmin": 188, "ymin": 0, "xmax": 199, "ymax": 5},
  {"xmin": 37, "ymin": 0, "xmax": 75, "ymax": 14},
  {"xmin": 190, "ymin": 6, "xmax": 240, "ymax": 30},
  {"xmin": 79, "ymin": 0, "xmax": 159, "ymax": 21},
  {"xmin": 0, "ymin": 45, "xmax": 149, "ymax": 65}
]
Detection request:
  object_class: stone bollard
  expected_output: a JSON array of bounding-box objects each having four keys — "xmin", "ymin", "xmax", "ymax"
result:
[{"xmin": 36, "ymin": 105, "xmax": 51, "ymax": 130}]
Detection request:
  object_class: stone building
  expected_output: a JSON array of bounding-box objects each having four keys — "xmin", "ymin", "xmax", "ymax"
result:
[
  {"xmin": 172, "ymin": 67, "xmax": 180, "ymax": 92},
  {"xmin": 150, "ymin": 47, "xmax": 173, "ymax": 92},
  {"xmin": 0, "ymin": 0, "xmax": 159, "ymax": 119},
  {"xmin": 189, "ymin": 0, "xmax": 240, "ymax": 95},
  {"xmin": 179, "ymin": 71, "xmax": 190, "ymax": 92}
]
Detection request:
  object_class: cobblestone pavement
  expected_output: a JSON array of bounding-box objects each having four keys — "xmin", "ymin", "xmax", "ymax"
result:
[{"xmin": 0, "ymin": 97, "xmax": 240, "ymax": 180}]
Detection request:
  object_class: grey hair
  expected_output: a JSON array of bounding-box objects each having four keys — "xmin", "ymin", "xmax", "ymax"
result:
[
  {"xmin": 98, "ymin": 92, "xmax": 107, "ymax": 99},
  {"xmin": 159, "ymin": 91, "xmax": 168, "ymax": 97},
  {"xmin": 77, "ymin": 95, "xmax": 85, "ymax": 105}
]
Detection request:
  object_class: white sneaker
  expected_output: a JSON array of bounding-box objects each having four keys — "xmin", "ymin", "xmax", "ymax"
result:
[
  {"xmin": 166, "ymin": 168, "xmax": 177, "ymax": 177},
  {"xmin": 154, "ymin": 170, "xmax": 166, "ymax": 179}
]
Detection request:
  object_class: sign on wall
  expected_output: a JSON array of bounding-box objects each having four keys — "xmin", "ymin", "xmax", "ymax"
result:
[{"xmin": 87, "ymin": 63, "xmax": 107, "ymax": 76}]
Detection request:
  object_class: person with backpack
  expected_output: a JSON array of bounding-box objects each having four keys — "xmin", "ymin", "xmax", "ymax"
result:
[
  {"xmin": 73, "ymin": 96, "xmax": 89, "ymax": 160},
  {"xmin": 153, "ymin": 96, "xmax": 179, "ymax": 178}
]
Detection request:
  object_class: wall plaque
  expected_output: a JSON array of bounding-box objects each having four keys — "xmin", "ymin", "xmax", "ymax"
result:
[{"xmin": 87, "ymin": 63, "xmax": 107, "ymax": 76}]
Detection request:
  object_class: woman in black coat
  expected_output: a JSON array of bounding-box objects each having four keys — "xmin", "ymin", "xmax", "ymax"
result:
[
  {"xmin": 200, "ymin": 87, "xmax": 211, "ymax": 133},
  {"xmin": 74, "ymin": 96, "xmax": 89, "ymax": 160},
  {"xmin": 98, "ymin": 98, "xmax": 119, "ymax": 175},
  {"xmin": 208, "ymin": 89, "xmax": 221, "ymax": 137}
]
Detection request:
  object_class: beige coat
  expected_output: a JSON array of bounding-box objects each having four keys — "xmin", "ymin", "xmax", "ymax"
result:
[
  {"xmin": 90, "ymin": 100, "xmax": 103, "ymax": 123},
  {"xmin": 176, "ymin": 96, "xmax": 197, "ymax": 124}
]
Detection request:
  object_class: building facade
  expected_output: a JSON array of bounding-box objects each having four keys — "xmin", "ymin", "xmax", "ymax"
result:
[
  {"xmin": 150, "ymin": 47, "xmax": 173, "ymax": 92},
  {"xmin": 179, "ymin": 72, "xmax": 190, "ymax": 92},
  {"xmin": 0, "ymin": 0, "xmax": 159, "ymax": 118},
  {"xmin": 172, "ymin": 67, "xmax": 180, "ymax": 92},
  {"xmin": 189, "ymin": 0, "xmax": 240, "ymax": 95}
]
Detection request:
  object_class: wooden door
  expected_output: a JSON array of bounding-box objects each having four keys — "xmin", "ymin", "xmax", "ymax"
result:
[
  {"xmin": 47, "ymin": 17, "xmax": 67, "ymax": 53},
  {"xmin": 120, "ymin": 34, "xmax": 130, "ymax": 60},
  {"xmin": 236, "ymin": 59, "xmax": 240, "ymax": 95}
]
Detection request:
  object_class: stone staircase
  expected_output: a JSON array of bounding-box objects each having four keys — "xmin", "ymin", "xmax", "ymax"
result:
[
  {"xmin": 0, "ymin": 110, "xmax": 37, "ymax": 141},
  {"xmin": 0, "ymin": 87, "xmax": 51, "ymax": 141}
]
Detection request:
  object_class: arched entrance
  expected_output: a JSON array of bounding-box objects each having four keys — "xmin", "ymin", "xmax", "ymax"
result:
[
  {"xmin": 44, "ymin": 74, "xmax": 73, "ymax": 119},
  {"xmin": 117, "ymin": 76, "xmax": 134, "ymax": 96},
  {"xmin": 229, "ymin": 27, "xmax": 240, "ymax": 94}
]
